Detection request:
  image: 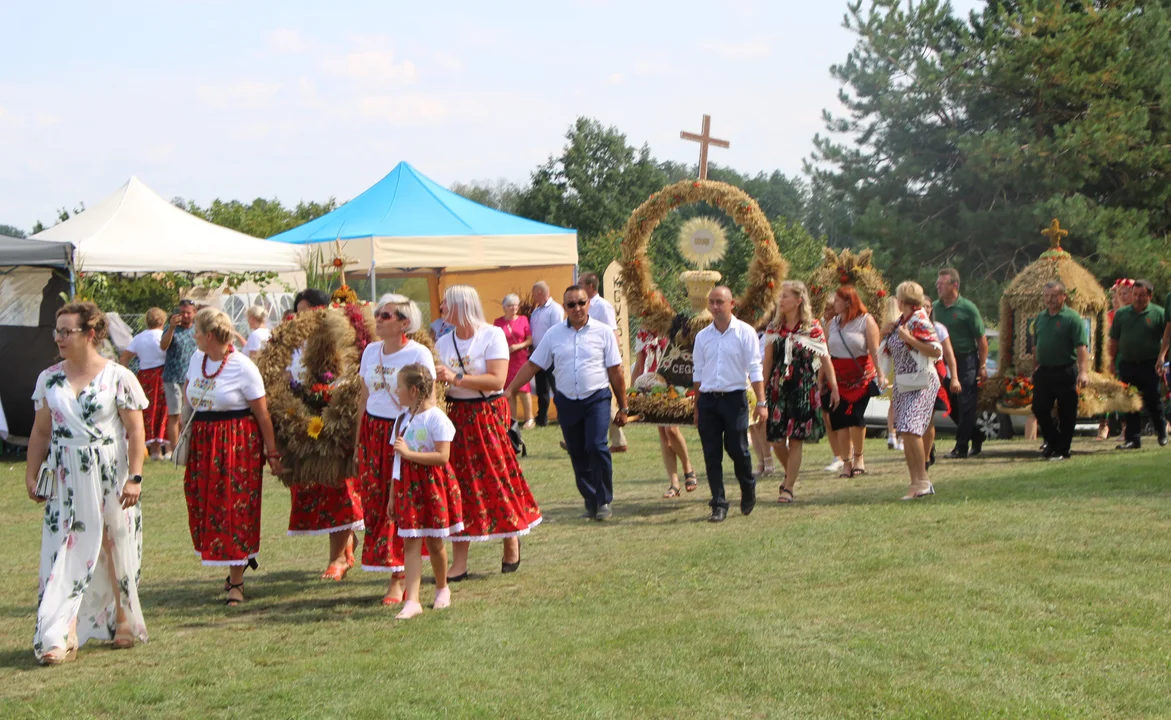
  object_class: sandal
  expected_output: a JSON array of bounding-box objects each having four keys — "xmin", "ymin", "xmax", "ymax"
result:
[
  {"xmin": 851, "ymin": 454, "xmax": 867, "ymax": 476},
  {"xmin": 683, "ymin": 472, "xmax": 698, "ymax": 492},
  {"xmin": 321, "ymin": 562, "xmax": 350, "ymax": 582},
  {"xmin": 663, "ymin": 485, "xmax": 682, "ymax": 498},
  {"xmin": 224, "ymin": 557, "xmax": 258, "ymax": 591},
  {"xmin": 777, "ymin": 487, "xmax": 795, "ymax": 503},
  {"xmin": 225, "ymin": 581, "xmax": 245, "ymax": 607}
]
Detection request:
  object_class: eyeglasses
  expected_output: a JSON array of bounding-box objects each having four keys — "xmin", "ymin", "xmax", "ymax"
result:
[
  {"xmin": 178, "ymin": 299, "xmax": 196, "ymax": 307},
  {"xmin": 565, "ymin": 300, "xmax": 587, "ymax": 309},
  {"xmin": 53, "ymin": 328, "xmax": 85, "ymax": 339},
  {"xmin": 377, "ymin": 311, "xmax": 407, "ymax": 321}
]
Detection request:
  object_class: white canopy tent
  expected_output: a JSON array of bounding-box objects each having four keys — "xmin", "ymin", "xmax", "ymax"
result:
[{"xmin": 31, "ymin": 177, "xmax": 304, "ymax": 273}]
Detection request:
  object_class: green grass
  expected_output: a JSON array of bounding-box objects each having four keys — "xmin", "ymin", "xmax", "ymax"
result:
[{"xmin": 1, "ymin": 426, "xmax": 1170, "ymax": 719}]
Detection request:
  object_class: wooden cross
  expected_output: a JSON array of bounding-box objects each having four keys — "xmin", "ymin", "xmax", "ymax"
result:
[
  {"xmin": 1041, "ymin": 218, "xmax": 1068, "ymax": 249},
  {"xmin": 680, "ymin": 114, "xmax": 730, "ymax": 180}
]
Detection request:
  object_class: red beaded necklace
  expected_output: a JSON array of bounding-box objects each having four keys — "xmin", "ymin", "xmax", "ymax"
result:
[{"xmin": 202, "ymin": 344, "xmax": 234, "ymax": 379}]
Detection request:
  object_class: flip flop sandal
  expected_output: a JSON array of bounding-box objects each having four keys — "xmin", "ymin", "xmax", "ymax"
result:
[
  {"xmin": 684, "ymin": 472, "xmax": 698, "ymax": 492},
  {"xmin": 851, "ymin": 468, "xmax": 868, "ymax": 477},
  {"xmin": 662, "ymin": 485, "xmax": 682, "ymax": 498}
]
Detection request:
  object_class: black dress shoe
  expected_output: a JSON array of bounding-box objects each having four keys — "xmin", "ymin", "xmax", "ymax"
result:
[
  {"xmin": 944, "ymin": 449, "xmax": 968, "ymax": 460},
  {"xmin": 1116, "ymin": 440, "xmax": 1141, "ymax": 450},
  {"xmin": 501, "ymin": 560, "xmax": 521, "ymax": 573},
  {"xmin": 581, "ymin": 506, "xmax": 597, "ymax": 520},
  {"xmin": 969, "ymin": 446, "xmax": 983, "ymax": 458},
  {"xmin": 1159, "ymin": 435, "xmax": 1169, "ymax": 447},
  {"xmin": 740, "ymin": 489, "xmax": 757, "ymax": 516},
  {"xmin": 447, "ymin": 571, "xmax": 469, "ymax": 583},
  {"xmin": 708, "ymin": 507, "xmax": 728, "ymax": 523}
]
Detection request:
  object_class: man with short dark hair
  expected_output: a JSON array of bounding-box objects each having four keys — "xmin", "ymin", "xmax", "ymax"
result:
[
  {"xmin": 1031, "ymin": 282, "xmax": 1090, "ymax": 461},
  {"xmin": 159, "ymin": 298, "xmax": 198, "ymax": 457},
  {"xmin": 1109, "ymin": 279, "xmax": 1167, "ymax": 449},
  {"xmin": 508, "ymin": 285, "xmax": 628, "ymax": 521},
  {"xmin": 528, "ymin": 281, "xmax": 564, "ymax": 427},
  {"xmin": 934, "ymin": 268, "xmax": 989, "ymax": 458},
  {"xmin": 580, "ymin": 271, "xmax": 628, "ymax": 452}
]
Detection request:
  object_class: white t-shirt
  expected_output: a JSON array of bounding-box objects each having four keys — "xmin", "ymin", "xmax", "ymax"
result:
[
  {"xmin": 242, "ymin": 327, "xmax": 271, "ymax": 357},
  {"xmin": 933, "ymin": 321, "xmax": 950, "ymax": 343},
  {"xmin": 392, "ymin": 406, "xmax": 456, "ymax": 480},
  {"xmin": 185, "ymin": 350, "xmax": 266, "ymax": 412},
  {"xmin": 436, "ymin": 325, "xmax": 509, "ymax": 400},
  {"xmin": 359, "ymin": 340, "xmax": 436, "ymax": 419},
  {"xmin": 128, "ymin": 329, "xmax": 166, "ymax": 370}
]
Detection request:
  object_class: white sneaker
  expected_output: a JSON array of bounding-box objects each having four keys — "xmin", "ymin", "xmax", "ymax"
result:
[
  {"xmin": 162, "ymin": 452, "xmax": 173, "ymax": 461},
  {"xmin": 895, "ymin": 439, "xmax": 905, "ymax": 451},
  {"xmin": 887, "ymin": 437, "xmax": 897, "ymax": 450},
  {"xmin": 825, "ymin": 457, "xmax": 844, "ymax": 473}
]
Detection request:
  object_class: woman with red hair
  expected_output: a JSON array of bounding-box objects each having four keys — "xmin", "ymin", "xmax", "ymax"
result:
[{"xmin": 825, "ymin": 286, "xmax": 886, "ymax": 477}]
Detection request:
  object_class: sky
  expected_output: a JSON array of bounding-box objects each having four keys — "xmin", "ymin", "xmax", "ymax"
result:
[{"xmin": 0, "ymin": 0, "xmax": 984, "ymax": 233}]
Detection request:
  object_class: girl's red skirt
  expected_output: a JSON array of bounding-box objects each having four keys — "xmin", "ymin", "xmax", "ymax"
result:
[
  {"xmin": 137, "ymin": 366, "xmax": 168, "ymax": 445},
  {"xmin": 184, "ymin": 410, "xmax": 263, "ymax": 566},
  {"xmin": 446, "ymin": 395, "xmax": 542, "ymax": 542},
  {"xmin": 395, "ymin": 459, "xmax": 464, "ymax": 537},
  {"xmin": 288, "ymin": 477, "xmax": 365, "ymax": 535},
  {"xmin": 356, "ymin": 413, "xmax": 407, "ymax": 572}
]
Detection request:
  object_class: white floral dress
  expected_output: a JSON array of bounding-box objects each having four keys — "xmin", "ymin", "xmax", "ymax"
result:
[{"xmin": 31, "ymin": 362, "xmax": 149, "ymax": 659}]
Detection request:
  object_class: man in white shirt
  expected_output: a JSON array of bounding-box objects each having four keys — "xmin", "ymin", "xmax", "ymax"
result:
[
  {"xmin": 508, "ymin": 285, "xmax": 628, "ymax": 521},
  {"xmin": 581, "ymin": 271, "xmax": 628, "ymax": 452},
  {"xmin": 692, "ymin": 286, "xmax": 766, "ymax": 523},
  {"xmin": 528, "ymin": 281, "xmax": 565, "ymax": 427}
]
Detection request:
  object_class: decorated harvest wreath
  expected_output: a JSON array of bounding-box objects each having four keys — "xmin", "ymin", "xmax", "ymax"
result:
[
  {"xmin": 620, "ymin": 179, "xmax": 785, "ymax": 424},
  {"xmin": 808, "ymin": 248, "xmax": 891, "ymax": 328}
]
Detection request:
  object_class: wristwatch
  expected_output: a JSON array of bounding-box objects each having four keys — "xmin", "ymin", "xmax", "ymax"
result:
[
  {"xmin": 454, "ymin": 371, "xmax": 465, "ymax": 384},
  {"xmin": 129, "ymin": 474, "xmax": 143, "ymax": 485},
  {"xmin": 616, "ymin": 407, "xmax": 628, "ymax": 415},
  {"xmin": 756, "ymin": 402, "xmax": 768, "ymax": 408}
]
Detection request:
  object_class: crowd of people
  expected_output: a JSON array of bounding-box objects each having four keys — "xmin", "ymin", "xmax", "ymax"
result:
[{"xmin": 21, "ymin": 267, "xmax": 1171, "ymax": 664}]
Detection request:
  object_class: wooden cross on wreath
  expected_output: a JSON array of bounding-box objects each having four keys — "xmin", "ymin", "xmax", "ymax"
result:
[
  {"xmin": 680, "ymin": 114, "xmax": 730, "ymax": 180},
  {"xmin": 1041, "ymin": 218, "xmax": 1068, "ymax": 250}
]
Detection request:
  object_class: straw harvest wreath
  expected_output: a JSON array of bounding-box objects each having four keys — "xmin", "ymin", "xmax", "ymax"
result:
[
  {"xmin": 620, "ymin": 179, "xmax": 785, "ymax": 424},
  {"xmin": 808, "ymin": 248, "xmax": 891, "ymax": 328}
]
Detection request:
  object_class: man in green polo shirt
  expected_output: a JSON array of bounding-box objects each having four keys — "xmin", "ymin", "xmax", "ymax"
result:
[
  {"xmin": 1108, "ymin": 279, "xmax": 1167, "ymax": 449},
  {"xmin": 1031, "ymin": 282, "xmax": 1090, "ymax": 461},
  {"xmin": 934, "ymin": 268, "xmax": 989, "ymax": 458}
]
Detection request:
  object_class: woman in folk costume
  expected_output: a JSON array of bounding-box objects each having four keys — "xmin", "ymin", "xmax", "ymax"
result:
[
  {"xmin": 882, "ymin": 281, "xmax": 943, "ymax": 500},
  {"xmin": 119, "ymin": 307, "xmax": 170, "ymax": 460},
  {"xmin": 632, "ymin": 326, "xmax": 698, "ymax": 497},
  {"xmin": 26, "ymin": 302, "xmax": 149, "ymax": 664},
  {"xmin": 355, "ymin": 294, "xmax": 436, "ymax": 605},
  {"xmin": 286, "ymin": 289, "xmax": 365, "ymax": 581},
  {"xmin": 183, "ymin": 308, "xmax": 283, "ymax": 605},
  {"xmin": 435, "ymin": 285, "xmax": 541, "ymax": 581},
  {"xmin": 391, "ymin": 364, "xmax": 464, "ymax": 619},
  {"xmin": 763, "ymin": 281, "xmax": 840, "ymax": 504}
]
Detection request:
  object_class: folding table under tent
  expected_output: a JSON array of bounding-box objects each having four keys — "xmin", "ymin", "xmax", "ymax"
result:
[{"xmin": 266, "ymin": 161, "xmax": 578, "ymax": 312}]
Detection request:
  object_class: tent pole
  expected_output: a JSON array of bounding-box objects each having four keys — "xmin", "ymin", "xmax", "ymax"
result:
[{"xmin": 369, "ymin": 237, "xmax": 376, "ymax": 302}]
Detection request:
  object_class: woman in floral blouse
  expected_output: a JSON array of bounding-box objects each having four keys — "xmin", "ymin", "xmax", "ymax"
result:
[{"xmin": 25, "ymin": 302, "xmax": 148, "ymax": 665}]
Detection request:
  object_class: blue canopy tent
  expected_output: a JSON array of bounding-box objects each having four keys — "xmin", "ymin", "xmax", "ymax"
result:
[{"xmin": 268, "ymin": 162, "xmax": 578, "ymax": 305}]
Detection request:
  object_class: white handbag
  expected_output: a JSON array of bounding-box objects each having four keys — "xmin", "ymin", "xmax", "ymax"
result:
[
  {"xmin": 173, "ymin": 382, "xmax": 214, "ymax": 468},
  {"xmin": 34, "ymin": 461, "xmax": 56, "ymax": 500},
  {"xmin": 894, "ymin": 343, "xmax": 940, "ymax": 392}
]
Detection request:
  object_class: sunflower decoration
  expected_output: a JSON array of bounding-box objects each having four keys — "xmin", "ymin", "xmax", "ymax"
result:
[{"xmin": 807, "ymin": 248, "xmax": 891, "ymax": 328}]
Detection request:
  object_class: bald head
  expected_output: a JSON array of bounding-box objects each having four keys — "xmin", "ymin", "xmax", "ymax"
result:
[
  {"xmin": 532, "ymin": 281, "xmax": 550, "ymax": 306},
  {"xmin": 707, "ymin": 286, "xmax": 734, "ymax": 326}
]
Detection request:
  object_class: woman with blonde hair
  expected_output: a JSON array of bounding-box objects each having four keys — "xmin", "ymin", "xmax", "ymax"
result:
[
  {"xmin": 436, "ymin": 285, "xmax": 541, "ymax": 580},
  {"xmin": 494, "ymin": 293, "xmax": 535, "ymax": 427},
  {"xmin": 184, "ymin": 307, "xmax": 283, "ymax": 605},
  {"xmin": 355, "ymin": 293, "xmax": 436, "ymax": 605},
  {"xmin": 241, "ymin": 305, "xmax": 272, "ymax": 359},
  {"xmin": 763, "ymin": 281, "xmax": 840, "ymax": 503},
  {"xmin": 881, "ymin": 281, "xmax": 943, "ymax": 499},
  {"xmin": 121, "ymin": 307, "xmax": 170, "ymax": 460},
  {"xmin": 26, "ymin": 302, "xmax": 149, "ymax": 664}
]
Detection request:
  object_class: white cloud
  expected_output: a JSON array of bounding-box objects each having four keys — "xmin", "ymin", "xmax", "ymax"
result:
[
  {"xmin": 357, "ymin": 94, "xmax": 447, "ymax": 125},
  {"xmin": 433, "ymin": 52, "xmax": 465, "ymax": 73},
  {"xmin": 0, "ymin": 106, "xmax": 7, "ymax": 120},
  {"xmin": 196, "ymin": 81, "xmax": 283, "ymax": 110},
  {"xmin": 36, "ymin": 113, "xmax": 59, "ymax": 126},
  {"xmin": 268, "ymin": 28, "xmax": 314, "ymax": 54},
  {"xmin": 295, "ymin": 77, "xmax": 324, "ymax": 109},
  {"xmin": 608, "ymin": 73, "xmax": 624, "ymax": 85},
  {"xmin": 699, "ymin": 40, "xmax": 772, "ymax": 59},
  {"xmin": 323, "ymin": 50, "xmax": 418, "ymax": 85}
]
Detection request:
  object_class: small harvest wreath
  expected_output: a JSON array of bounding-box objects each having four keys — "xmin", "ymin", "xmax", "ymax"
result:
[
  {"xmin": 807, "ymin": 248, "xmax": 890, "ymax": 328},
  {"xmin": 257, "ymin": 307, "xmax": 362, "ymax": 487},
  {"xmin": 620, "ymin": 178, "xmax": 787, "ymax": 344}
]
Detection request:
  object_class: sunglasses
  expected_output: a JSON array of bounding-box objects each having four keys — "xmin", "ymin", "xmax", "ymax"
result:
[
  {"xmin": 377, "ymin": 311, "xmax": 407, "ymax": 321},
  {"xmin": 565, "ymin": 300, "xmax": 587, "ymax": 309}
]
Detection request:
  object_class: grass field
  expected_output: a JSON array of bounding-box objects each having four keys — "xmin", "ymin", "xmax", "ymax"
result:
[{"xmin": 1, "ymin": 425, "xmax": 1170, "ymax": 719}]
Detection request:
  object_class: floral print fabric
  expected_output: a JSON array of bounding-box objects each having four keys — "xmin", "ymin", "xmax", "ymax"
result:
[
  {"xmin": 765, "ymin": 321, "xmax": 827, "ymax": 442},
  {"xmin": 184, "ymin": 413, "xmax": 264, "ymax": 565},
  {"xmin": 30, "ymin": 362, "xmax": 149, "ymax": 660}
]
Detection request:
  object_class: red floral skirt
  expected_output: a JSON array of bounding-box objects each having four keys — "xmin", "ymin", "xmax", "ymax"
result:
[
  {"xmin": 446, "ymin": 396, "xmax": 541, "ymax": 541},
  {"xmin": 394, "ymin": 460, "xmax": 464, "ymax": 537},
  {"xmin": 138, "ymin": 366, "xmax": 168, "ymax": 445},
  {"xmin": 183, "ymin": 410, "xmax": 263, "ymax": 566},
  {"xmin": 288, "ymin": 477, "xmax": 365, "ymax": 535},
  {"xmin": 356, "ymin": 413, "xmax": 408, "ymax": 572}
]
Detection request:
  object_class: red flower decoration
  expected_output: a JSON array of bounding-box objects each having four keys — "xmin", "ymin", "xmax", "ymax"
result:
[{"xmin": 877, "ymin": 289, "xmax": 888, "ymax": 298}]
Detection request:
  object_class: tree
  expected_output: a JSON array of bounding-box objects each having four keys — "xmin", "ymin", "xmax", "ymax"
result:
[
  {"xmin": 450, "ymin": 179, "xmax": 522, "ymax": 214},
  {"xmin": 810, "ymin": 0, "xmax": 1171, "ymax": 311},
  {"xmin": 0, "ymin": 224, "xmax": 26, "ymax": 238},
  {"xmin": 177, "ymin": 197, "xmax": 337, "ymax": 239}
]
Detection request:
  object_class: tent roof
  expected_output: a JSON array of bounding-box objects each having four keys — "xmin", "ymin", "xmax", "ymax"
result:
[
  {"xmin": 31, "ymin": 177, "xmax": 303, "ymax": 273},
  {"xmin": 0, "ymin": 234, "xmax": 72, "ymax": 267},
  {"xmin": 267, "ymin": 162, "xmax": 577, "ymax": 271}
]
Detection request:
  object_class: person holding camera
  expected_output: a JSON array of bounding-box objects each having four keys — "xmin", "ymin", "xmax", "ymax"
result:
[{"xmin": 159, "ymin": 298, "xmax": 198, "ymax": 459}]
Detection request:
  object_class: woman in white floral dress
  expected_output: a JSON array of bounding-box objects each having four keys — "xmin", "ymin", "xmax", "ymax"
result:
[{"xmin": 25, "ymin": 302, "xmax": 148, "ymax": 665}]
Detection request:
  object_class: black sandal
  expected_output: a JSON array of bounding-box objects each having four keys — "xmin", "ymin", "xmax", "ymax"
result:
[
  {"xmin": 225, "ymin": 581, "xmax": 245, "ymax": 606},
  {"xmin": 683, "ymin": 471, "xmax": 698, "ymax": 492},
  {"xmin": 663, "ymin": 485, "xmax": 682, "ymax": 498},
  {"xmin": 224, "ymin": 557, "xmax": 258, "ymax": 591},
  {"xmin": 778, "ymin": 487, "xmax": 795, "ymax": 503}
]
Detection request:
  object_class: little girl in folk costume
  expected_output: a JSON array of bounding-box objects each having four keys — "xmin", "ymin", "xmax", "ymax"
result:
[{"xmin": 391, "ymin": 364, "xmax": 464, "ymax": 620}]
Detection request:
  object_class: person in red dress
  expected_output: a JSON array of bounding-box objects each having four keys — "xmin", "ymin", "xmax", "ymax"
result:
[
  {"xmin": 183, "ymin": 308, "xmax": 283, "ymax": 606},
  {"xmin": 494, "ymin": 294, "xmax": 535, "ymax": 427},
  {"xmin": 120, "ymin": 307, "xmax": 170, "ymax": 459},
  {"xmin": 391, "ymin": 364, "xmax": 464, "ymax": 619},
  {"xmin": 285, "ymin": 289, "xmax": 365, "ymax": 581},
  {"xmin": 355, "ymin": 294, "xmax": 436, "ymax": 605},
  {"xmin": 435, "ymin": 285, "xmax": 541, "ymax": 581}
]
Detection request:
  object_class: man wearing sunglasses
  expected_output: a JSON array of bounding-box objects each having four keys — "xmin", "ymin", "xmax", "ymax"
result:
[
  {"xmin": 508, "ymin": 286, "xmax": 627, "ymax": 521},
  {"xmin": 159, "ymin": 298, "xmax": 198, "ymax": 457}
]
